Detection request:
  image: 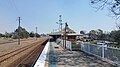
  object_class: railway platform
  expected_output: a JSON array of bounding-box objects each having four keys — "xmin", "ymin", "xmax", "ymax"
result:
[{"xmin": 34, "ymin": 41, "xmax": 115, "ymax": 67}]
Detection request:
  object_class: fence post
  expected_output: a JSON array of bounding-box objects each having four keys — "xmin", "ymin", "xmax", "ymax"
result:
[
  {"xmin": 102, "ymin": 43, "xmax": 105, "ymax": 59},
  {"xmin": 88, "ymin": 44, "xmax": 90, "ymax": 54},
  {"xmin": 62, "ymin": 39, "xmax": 63, "ymax": 47},
  {"xmin": 70, "ymin": 41, "xmax": 72, "ymax": 51}
]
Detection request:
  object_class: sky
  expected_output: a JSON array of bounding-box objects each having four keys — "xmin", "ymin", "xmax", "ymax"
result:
[{"xmin": 0, "ymin": 0, "xmax": 117, "ymax": 34}]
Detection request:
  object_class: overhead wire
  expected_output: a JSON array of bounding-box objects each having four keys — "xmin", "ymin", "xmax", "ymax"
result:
[{"xmin": 8, "ymin": 0, "xmax": 22, "ymax": 17}]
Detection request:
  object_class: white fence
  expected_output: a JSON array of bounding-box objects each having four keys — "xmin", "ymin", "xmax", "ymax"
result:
[
  {"xmin": 57, "ymin": 39, "xmax": 120, "ymax": 65},
  {"xmin": 66, "ymin": 40, "xmax": 72, "ymax": 50},
  {"xmin": 56, "ymin": 39, "xmax": 72, "ymax": 50},
  {"xmin": 80, "ymin": 43, "xmax": 120, "ymax": 66}
]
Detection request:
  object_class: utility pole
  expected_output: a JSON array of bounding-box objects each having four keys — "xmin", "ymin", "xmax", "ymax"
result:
[
  {"xmin": 18, "ymin": 17, "xmax": 21, "ymax": 45},
  {"xmin": 35, "ymin": 27, "xmax": 37, "ymax": 40},
  {"xmin": 64, "ymin": 22, "xmax": 68, "ymax": 49}
]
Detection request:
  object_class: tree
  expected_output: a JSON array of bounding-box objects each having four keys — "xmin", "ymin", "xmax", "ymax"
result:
[
  {"xmin": 97, "ymin": 29, "xmax": 104, "ymax": 40},
  {"xmin": 1, "ymin": 34, "xmax": 5, "ymax": 38},
  {"xmin": 103, "ymin": 32, "xmax": 111, "ymax": 41},
  {"xmin": 0, "ymin": 33, "xmax": 2, "ymax": 38},
  {"xmin": 97, "ymin": 29, "xmax": 103, "ymax": 34},
  {"xmin": 88, "ymin": 30, "xmax": 97, "ymax": 40},
  {"xmin": 14, "ymin": 26, "xmax": 29, "ymax": 39},
  {"xmin": 90, "ymin": 0, "xmax": 120, "ymax": 16},
  {"xmin": 80, "ymin": 30, "xmax": 86, "ymax": 34},
  {"xmin": 29, "ymin": 32, "xmax": 35, "ymax": 37},
  {"xmin": 90, "ymin": 0, "xmax": 120, "ymax": 30},
  {"xmin": 110, "ymin": 30, "xmax": 120, "ymax": 45},
  {"xmin": 36, "ymin": 33, "xmax": 40, "ymax": 38},
  {"xmin": 90, "ymin": 0, "xmax": 120, "ymax": 46},
  {"xmin": 5, "ymin": 32, "xmax": 12, "ymax": 38}
]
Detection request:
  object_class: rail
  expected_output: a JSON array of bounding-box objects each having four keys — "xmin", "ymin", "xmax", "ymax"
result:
[
  {"xmin": 0, "ymin": 37, "xmax": 49, "ymax": 67},
  {"xmin": 16, "ymin": 39, "xmax": 48, "ymax": 67}
]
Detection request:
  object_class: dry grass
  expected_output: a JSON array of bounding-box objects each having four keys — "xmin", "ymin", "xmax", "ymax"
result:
[{"xmin": 0, "ymin": 37, "xmax": 47, "ymax": 56}]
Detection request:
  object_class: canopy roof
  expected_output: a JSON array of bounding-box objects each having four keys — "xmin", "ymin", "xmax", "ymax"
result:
[
  {"xmin": 49, "ymin": 26, "xmax": 78, "ymax": 35},
  {"xmin": 56, "ymin": 26, "xmax": 76, "ymax": 34}
]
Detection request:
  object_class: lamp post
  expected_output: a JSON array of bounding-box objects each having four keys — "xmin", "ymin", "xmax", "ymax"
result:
[
  {"xmin": 56, "ymin": 15, "xmax": 64, "ymax": 32},
  {"xmin": 56, "ymin": 22, "xmax": 60, "ymax": 31}
]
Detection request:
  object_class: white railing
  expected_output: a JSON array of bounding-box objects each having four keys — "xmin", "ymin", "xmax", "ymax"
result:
[
  {"xmin": 66, "ymin": 40, "xmax": 72, "ymax": 50},
  {"xmin": 57, "ymin": 39, "xmax": 120, "ymax": 65},
  {"xmin": 56, "ymin": 39, "xmax": 72, "ymax": 50},
  {"xmin": 80, "ymin": 43, "xmax": 120, "ymax": 66}
]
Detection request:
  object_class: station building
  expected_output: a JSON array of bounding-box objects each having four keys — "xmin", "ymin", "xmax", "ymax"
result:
[{"xmin": 49, "ymin": 26, "xmax": 81, "ymax": 41}]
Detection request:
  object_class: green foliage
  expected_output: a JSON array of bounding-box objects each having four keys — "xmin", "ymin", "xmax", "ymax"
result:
[
  {"xmin": 107, "ymin": 44, "xmax": 120, "ymax": 48},
  {"xmin": 0, "ymin": 33, "xmax": 2, "ymax": 38},
  {"xmin": 110, "ymin": 30, "xmax": 120, "ymax": 45},
  {"xmin": 97, "ymin": 29, "xmax": 103, "ymax": 40},
  {"xmin": 88, "ymin": 30, "xmax": 98, "ymax": 40},
  {"xmin": 90, "ymin": 0, "xmax": 120, "ymax": 16},
  {"xmin": 88, "ymin": 29, "xmax": 110, "ymax": 40},
  {"xmin": 14, "ymin": 26, "xmax": 29, "ymax": 39},
  {"xmin": 29, "ymin": 32, "xmax": 35, "ymax": 37},
  {"xmin": 80, "ymin": 30, "xmax": 85, "ymax": 34},
  {"xmin": 0, "ymin": 27, "xmax": 41, "ymax": 39},
  {"xmin": 1, "ymin": 34, "xmax": 5, "ymax": 38},
  {"xmin": 0, "ymin": 32, "xmax": 12, "ymax": 38},
  {"xmin": 35, "ymin": 33, "xmax": 40, "ymax": 38},
  {"xmin": 5, "ymin": 32, "xmax": 12, "ymax": 38},
  {"xmin": 90, "ymin": 41, "xmax": 97, "ymax": 44},
  {"xmin": 29, "ymin": 32, "xmax": 41, "ymax": 38},
  {"xmin": 72, "ymin": 44, "xmax": 80, "ymax": 48}
]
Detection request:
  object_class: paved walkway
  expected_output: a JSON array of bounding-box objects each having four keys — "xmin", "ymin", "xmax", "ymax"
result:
[{"xmin": 45, "ymin": 42, "xmax": 115, "ymax": 67}]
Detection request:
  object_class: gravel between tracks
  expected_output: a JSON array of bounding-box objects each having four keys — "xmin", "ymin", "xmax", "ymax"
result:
[{"xmin": 0, "ymin": 37, "xmax": 49, "ymax": 67}]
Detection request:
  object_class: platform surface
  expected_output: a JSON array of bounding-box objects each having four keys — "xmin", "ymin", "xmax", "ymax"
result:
[{"xmin": 44, "ymin": 42, "xmax": 114, "ymax": 67}]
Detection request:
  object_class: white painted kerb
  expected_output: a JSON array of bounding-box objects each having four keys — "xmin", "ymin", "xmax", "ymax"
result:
[{"xmin": 34, "ymin": 42, "xmax": 49, "ymax": 67}]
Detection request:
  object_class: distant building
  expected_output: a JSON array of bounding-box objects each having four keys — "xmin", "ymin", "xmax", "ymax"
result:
[{"xmin": 49, "ymin": 25, "xmax": 81, "ymax": 41}]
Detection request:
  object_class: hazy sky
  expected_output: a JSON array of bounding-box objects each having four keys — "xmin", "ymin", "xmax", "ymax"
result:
[{"xmin": 0, "ymin": 0, "xmax": 117, "ymax": 34}]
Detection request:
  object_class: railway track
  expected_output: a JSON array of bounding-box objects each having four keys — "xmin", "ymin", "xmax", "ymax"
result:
[
  {"xmin": 0, "ymin": 37, "xmax": 49, "ymax": 67},
  {"xmin": 16, "ymin": 39, "xmax": 48, "ymax": 67}
]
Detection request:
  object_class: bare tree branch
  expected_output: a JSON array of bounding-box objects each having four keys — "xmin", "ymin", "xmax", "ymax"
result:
[{"xmin": 90, "ymin": 0, "xmax": 120, "ymax": 29}]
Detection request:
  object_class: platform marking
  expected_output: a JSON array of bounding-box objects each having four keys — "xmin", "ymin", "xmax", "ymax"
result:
[{"xmin": 34, "ymin": 42, "xmax": 49, "ymax": 67}]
